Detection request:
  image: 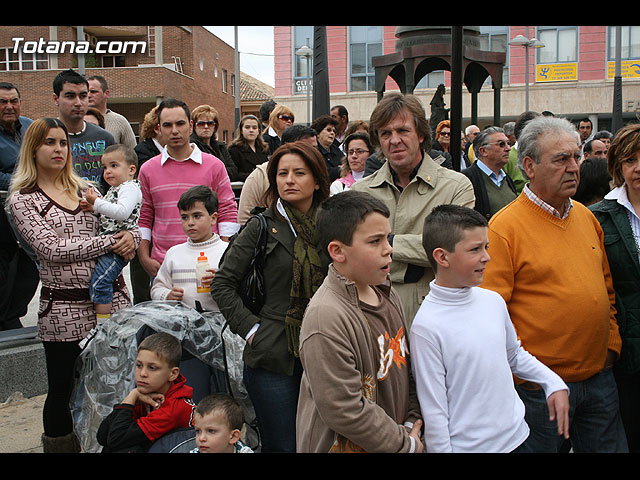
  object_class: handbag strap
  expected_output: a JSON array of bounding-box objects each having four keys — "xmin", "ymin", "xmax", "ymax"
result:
[{"xmin": 253, "ymin": 213, "xmax": 268, "ymax": 261}]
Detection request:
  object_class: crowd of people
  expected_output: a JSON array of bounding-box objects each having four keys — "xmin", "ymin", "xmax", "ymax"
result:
[{"xmin": 0, "ymin": 68, "xmax": 639, "ymax": 454}]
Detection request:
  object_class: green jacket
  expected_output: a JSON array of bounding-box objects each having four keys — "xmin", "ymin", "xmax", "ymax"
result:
[
  {"xmin": 590, "ymin": 197, "xmax": 640, "ymax": 374},
  {"xmin": 211, "ymin": 206, "xmax": 329, "ymax": 376},
  {"xmin": 506, "ymin": 146, "xmax": 527, "ymax": 194}
]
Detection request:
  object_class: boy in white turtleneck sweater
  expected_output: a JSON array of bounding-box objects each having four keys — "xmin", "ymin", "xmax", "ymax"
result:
[
  {"xmin": 151, "ymin": 185, "xmax": 227, "ymax": 312},
  {"xmin": 410, "ymin": 205, "xmax": 570, "ymax": 453}
]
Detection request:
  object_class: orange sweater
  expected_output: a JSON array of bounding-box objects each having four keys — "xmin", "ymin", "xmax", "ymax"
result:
[{"xmin": 481, "ymin": 193, "xmax": 621, "ymax": 383}]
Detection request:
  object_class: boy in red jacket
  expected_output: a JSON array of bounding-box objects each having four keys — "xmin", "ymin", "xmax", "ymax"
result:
[{"xmin": 97, "ymin": 332, "xmax": 195, "ymax": 452}]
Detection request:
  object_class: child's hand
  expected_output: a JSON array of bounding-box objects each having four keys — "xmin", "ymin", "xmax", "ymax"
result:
[
  {"xmin": 547, "ymin": 390, "xmax": 570, "ymax": 439},
  {"xmin": 167, "ymin": 287, "xmax": 184, "ymax": 301},
  {"xmin": 408, "ymin": 419, "xmax": 424, "ymax": 453},
  {"xmin": 85, "ymin": 187, "xmax": 98, "ymax": 205},
  {"xmin": 139, "ymin": 392, "xmax": 165, "ymax": 415},
  {"xmin": 79, "ymin": 198, "xmax": 93, "ymax": 212},
  {"xmin": 123, "ymin": 388, "xmax": 166, "ymax": 414},
  {"xmin": 201, "ymin": 268, "xmax": 217, "ymax": 289}
]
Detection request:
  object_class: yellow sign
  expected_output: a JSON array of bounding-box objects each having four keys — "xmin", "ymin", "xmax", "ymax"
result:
[
  {"xmin": 607, "ymin": 60, "xmax": 640, "ymax": 79},
  {"xmin": 536, "ymin": 63, "xmax": 578, "ymax": 82}
]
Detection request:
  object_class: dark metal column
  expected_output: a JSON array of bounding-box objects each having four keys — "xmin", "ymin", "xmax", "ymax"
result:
[
  {"xmin": 450, "ymin": 26, "xmax": 463, "ymax": 171},
  {"xmin": 612, "ymin": 26, "xmax": 623, "ymax": 135},
  {"xmin": 312, "ymin": 26, "xmax": 330, "ymax": 120}
]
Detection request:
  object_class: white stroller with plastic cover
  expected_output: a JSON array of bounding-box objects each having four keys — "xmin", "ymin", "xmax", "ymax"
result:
[{"xmin": 70, "ymin": 301, "xmax": 259, "ymax": 453}]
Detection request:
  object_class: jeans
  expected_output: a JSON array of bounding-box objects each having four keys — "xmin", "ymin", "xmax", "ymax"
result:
[
  {"xmin": 613, "ymin": 365, "xmax": 640, "ymax": 452},
  {"xmin": 515, "ymin": 368, "xmax": 628, "ymax": 453},
  {"xmin": 179, "ymin": 356, "xmax": 228, "ymax": 404},
  {"xmin": 90, "ymin": 252, "xmax": 127, "ymax": 304},
  {"xmin": 244, "ymin": 360, "xmax": 302, "ymax": 453}
]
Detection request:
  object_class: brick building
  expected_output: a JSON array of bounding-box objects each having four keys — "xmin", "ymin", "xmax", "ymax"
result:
[
  {"xmin": 275, "ymin": 26, "xmax": 640, "ymax": 133},
  {"xmin": 0, "ymin": 26, "xmax": 243, "ymax": 143}
]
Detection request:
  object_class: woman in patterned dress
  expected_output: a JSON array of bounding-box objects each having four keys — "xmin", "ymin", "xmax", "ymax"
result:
[{"xmin": 7, "ymin": 118, "xmax": 139, "ymax": 452}]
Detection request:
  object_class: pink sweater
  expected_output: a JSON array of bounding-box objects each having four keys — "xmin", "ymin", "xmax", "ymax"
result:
[{"xmin": 138, "ymin": 146, "xmax": 238, "ymax": 263}]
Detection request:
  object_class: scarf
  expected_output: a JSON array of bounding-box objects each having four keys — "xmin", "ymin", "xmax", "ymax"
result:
[{"xmin": 282, "ymin": 201, "xmax": 325, "ymax": 357}]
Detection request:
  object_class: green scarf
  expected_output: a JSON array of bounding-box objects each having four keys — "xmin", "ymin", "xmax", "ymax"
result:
[{"xmin": 283, "ymin": 201, "xmax": 325, "ymax": 357}]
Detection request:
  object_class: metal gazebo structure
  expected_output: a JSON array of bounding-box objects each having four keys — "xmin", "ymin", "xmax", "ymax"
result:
[{"xmin": 372, "ymin": 26, "xmax": 506, "ymax": 170}]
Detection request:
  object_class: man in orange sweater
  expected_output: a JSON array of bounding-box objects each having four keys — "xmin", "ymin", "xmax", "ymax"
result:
[{"xmin": 481, "ymin": 115, "xmax": 628, "ymax": 453}]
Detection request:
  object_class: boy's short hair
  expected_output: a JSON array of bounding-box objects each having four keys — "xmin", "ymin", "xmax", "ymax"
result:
[
  {"xmin": 422, "ymin": 204, "xmax": 488, "ymax": 273},
  {"xmin": 103, "ymin": 144, "xmax": 138, "ymax": 168},
  {"xmin": 53, "ymin": 68, "xmax": 88, "ymax": 96},
  {"xmin": 177, "ymin": 185, "xmax": 219, "ymax": 214},
  {"xmin": 316, "ymin": 190, "xmax": 390, "ymax": 253},
  {"xmin": 137, "ymin": 332, "xmax": 182, "ymax": 369},
  {"xmin": 195, "ymin": 394, "xmax": 244, "ymax": 432}
]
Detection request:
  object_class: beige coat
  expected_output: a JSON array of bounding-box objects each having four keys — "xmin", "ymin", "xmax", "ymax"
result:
[{"xmin": 351, "ymin": 153, "xmax": 475, "ymax": 324}]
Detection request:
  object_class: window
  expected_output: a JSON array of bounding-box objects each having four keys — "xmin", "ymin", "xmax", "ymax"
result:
[
  {"xmin": 102, "ymin": 55, "xmax": 125, "ymax": 67},
  {"xmin": 293, "ymin": 26, "xmax": 314, "ymax": 95},
  {"xmin": 416, "ymin": 71, "xmax": 445, "ymax": 89},
  {"xmin": 479, "ymin": 26, "xmax": 508, "ymax": 85},
  {"xmin": 608, "ymin": 26, "xmax": 640, "ymax": 60},
  {"xmin": 537, "ymin": 26, "xmax": 578, "ymax": 64},
  {"xmin": 350, "ymin": 26, "xmax": 382, "ymax": 92},
  {"xmin": 222, "ymin": 69, "xmax": 228, "ymax": 93},
  {"xmin": 0, "ymin": 47, "xmax": 49, "ymax": 71}
]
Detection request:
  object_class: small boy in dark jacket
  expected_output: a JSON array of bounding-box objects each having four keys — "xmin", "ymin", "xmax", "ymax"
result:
[{"xmin": 97, "ymin": 332, "xmax": 195, "ymax": 452}]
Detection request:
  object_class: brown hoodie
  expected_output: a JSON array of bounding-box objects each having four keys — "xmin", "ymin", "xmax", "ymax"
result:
[{"xmin": 296, "ymin": 264, "xmax": 422, "ymax": 453}]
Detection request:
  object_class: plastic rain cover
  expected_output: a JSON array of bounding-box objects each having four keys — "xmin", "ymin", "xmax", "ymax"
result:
[{"xmin": 70, "ymin": 301, "xmax": 254, "ymax": 453}]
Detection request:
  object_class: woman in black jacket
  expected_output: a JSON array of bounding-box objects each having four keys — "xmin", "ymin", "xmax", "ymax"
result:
[
  {"xmin": 311, "ymin": 114, "xmax": 344, "ymax": 183},
  {"xmin": 228, "ymin": 114, "xmax": 269, "ymax": 181},
  {"xmin": 590, "ymin": 123, "xmax": 640, "ymax": 452},
  {"xmin": 190, "ymin": 104, "xmax": 239, "ymax": 181},
  {"xmin": 134, "ymin": 106, "xmax": 164, "ymax": 170},
  {"xmin": 212, "ymin": 141, "xmax": 330, "ymax": 453}
]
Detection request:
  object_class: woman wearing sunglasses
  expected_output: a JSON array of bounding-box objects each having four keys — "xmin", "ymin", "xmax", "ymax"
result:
[
  {"xmin": 190, "ymin": 104, "xmax": 239, "ymax": 181},
  {"xmin": 263, "ymin": 105, "xmax": 295, "ymax": 155}
]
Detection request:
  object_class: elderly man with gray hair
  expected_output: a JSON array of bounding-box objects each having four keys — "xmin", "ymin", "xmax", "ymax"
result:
[
  {"xmin": 462, "ymin": 126, "xmax": 517, "ymax": 219},
  {"xmin": 480, "ymin": 115, "xmax": 627, "ymax": 452}
]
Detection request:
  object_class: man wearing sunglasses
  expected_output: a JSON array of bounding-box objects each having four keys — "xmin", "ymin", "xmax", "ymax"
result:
[{"xmin": 462, "ymin": 126, "xmax": 517, "ymax": 220}]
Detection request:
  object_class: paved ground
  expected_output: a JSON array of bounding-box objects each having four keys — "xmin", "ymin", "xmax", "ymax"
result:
[
  {"xmin": 0, "ymin": 392, "xmax": 45, "ymax": 453},
  {"xmin": 0, "ymin": 265, "xmax": 133, "ymax": 453}
]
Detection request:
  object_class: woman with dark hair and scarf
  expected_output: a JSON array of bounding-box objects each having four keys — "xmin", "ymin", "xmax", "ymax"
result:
[{"xmin": 212, "ymin": 141, "xmax": 330, "ymax": 452}]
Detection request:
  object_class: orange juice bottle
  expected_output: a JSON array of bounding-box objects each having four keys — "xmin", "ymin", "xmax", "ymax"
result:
[{"xmin": 195, "ymin": 252, "xmax": 210, "ymax": 293}]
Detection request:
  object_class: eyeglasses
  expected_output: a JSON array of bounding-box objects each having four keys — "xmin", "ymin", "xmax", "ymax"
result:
[
  {"xmin": 483, "ymin": 140, "xmax": 509, "ymax": 148},
  {"xmin": 348, "ymin": 149, "xmax": 369, "ymax": 156},
  {"xmin": 279, "ymin": 114, "xmax": 294, "ymax": 122},
  {"xmin": 196, "ymin": 120, "xmax": 215, "ymax": 128},
  {"xmin": 439, "ymin": 131, "xmax": 451, "ymax": 137}
]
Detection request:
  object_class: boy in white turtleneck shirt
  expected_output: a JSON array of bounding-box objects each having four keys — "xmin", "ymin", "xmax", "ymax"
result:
[
  {"xmin": 151, "ymin": 185, "xmax": 229, "ymax": 403},
  {"xmin": 410, "ymin": 205, "xmax": 570, "ymax": 453},
  {"xmin": 151, "ymin": 185, "xmax": 227, "ymax": 312}
]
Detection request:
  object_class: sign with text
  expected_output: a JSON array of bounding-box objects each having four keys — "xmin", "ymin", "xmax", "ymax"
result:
[
  {"xmin": 536, "ymin": 63, "xmax": 578, "ymax": 82},
  {"xmin": 294, "ymin": 78, "xmax": 313, "ymax": 95},
  {"xmin": 607, "ymin": 60, "xmax": 640, "ymax": 79}
]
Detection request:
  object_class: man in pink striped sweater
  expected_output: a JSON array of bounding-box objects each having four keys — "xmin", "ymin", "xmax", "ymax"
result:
[{"xmin": 137, "ymin": 98, "xmax": 239, "ymax": 279}]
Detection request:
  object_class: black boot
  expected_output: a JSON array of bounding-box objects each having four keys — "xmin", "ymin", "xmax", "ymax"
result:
[{"xmin": 41, "ymin": 432, "xmax": 82, "ymax": 453}]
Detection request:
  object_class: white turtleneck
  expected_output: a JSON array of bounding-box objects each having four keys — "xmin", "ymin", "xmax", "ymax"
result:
[
  {"xmin": 150, "ymin": 234, "xmax": 228, "ymax": 312},
  {"xmin": 409, "ymin": 280, "xmax": 568, "ymax": 453}
]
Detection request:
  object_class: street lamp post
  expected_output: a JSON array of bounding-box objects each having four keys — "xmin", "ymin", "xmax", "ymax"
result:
[
  {"xmin": 296, "ymin": 40, "xmax": 313, "ymax": 125},
  {"xmin": 509, "ymin": 34, "xmax": 545, "ymax": 111}
]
